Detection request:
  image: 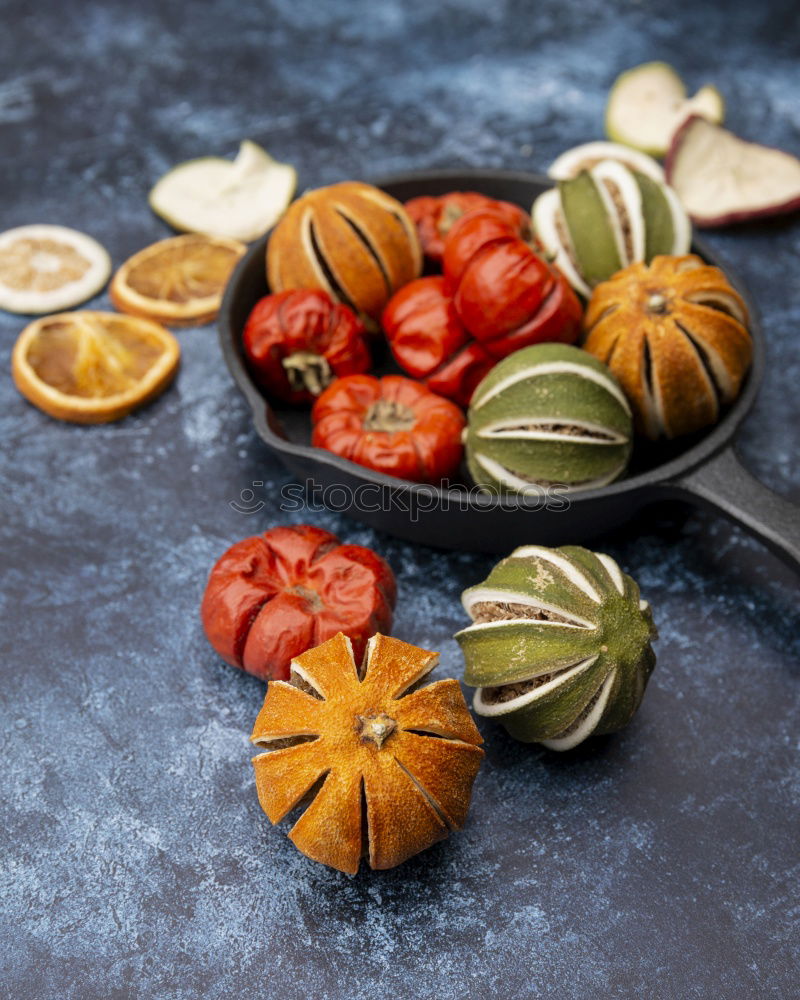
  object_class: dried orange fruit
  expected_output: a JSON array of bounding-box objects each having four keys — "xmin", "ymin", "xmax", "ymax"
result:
[
  {"xmin": 11, "ymin": 311, "xmax": 180, "ymax": 423},
  {"xmin": 0, "ymin": 225, "xmax": 110, "ymax": 315},
  {"xmin": 110, "ymin": 234, "xmax": 246, "ymax": 326},
  {"xmin": 251, "ymin": 632, "xmax": 484, "ymax": 874}
]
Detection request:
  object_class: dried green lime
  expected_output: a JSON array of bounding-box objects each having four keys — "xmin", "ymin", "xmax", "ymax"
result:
[{"xmin": 456, "ymin": 544, "xmax": 657, "ymax": 750}]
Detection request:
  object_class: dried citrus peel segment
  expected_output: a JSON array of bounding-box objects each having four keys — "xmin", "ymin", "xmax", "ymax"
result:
[
  {"xmin": 0, "ymin": 225, "xmax": 111, "ymax": 314},
  {"xmin": 251, "ymin": 632, "xmax": 483, "ymax": 874},
  {"xmin": 149, "ymin": 140, "xmax": 297, "ymax": 242},
  {"xmin": 11, "ymin": 311, "xmax": 180, "ymax": 423},
  {"xmin": 110, "ymin": 234, "xmax": 246, "ymax": 326}
]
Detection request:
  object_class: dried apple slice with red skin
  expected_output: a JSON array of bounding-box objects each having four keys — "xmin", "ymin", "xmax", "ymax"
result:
[{"xmin": 666, "ymin": 116, "xmax": 800, "ymax": 227}]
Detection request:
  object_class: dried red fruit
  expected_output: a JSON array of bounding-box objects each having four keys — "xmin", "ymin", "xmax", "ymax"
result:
[
  {"xmin": 383, "ymin": 216, "xmax": 582, "ymax": 406},
  {"xmin": 382, "ymin": 276, "xmax": 494, "ymax": 408},
  {"xmin": 405, "ymin": 191, "xmax": 529, "ymax": 263},
  {"xmin": 201, "ymin": 525, "xmax": 396, "ymax": 681},
  {"xmin": 243, "ymin": 289, "xmax": 371, "ymax": 404},
  {"xmin": 311, "ymin": 373, "xmax": 465, "ymax": 482}
]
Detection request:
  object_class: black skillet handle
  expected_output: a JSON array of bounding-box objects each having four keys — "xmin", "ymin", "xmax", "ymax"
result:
[{"xmin": 666, "ymin": 443, "xmax": 800, "ymax": 573}]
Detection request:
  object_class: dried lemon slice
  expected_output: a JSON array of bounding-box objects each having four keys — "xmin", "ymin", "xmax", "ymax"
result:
[
  {"xmin": 11, "ymin": 311, "xmax": 180, "ymax": 423},
  {"xmin": 110, "ymin": 234, "xmax": 246, "ymax": 326},
  {"xmin": 0, "ymin": 225, "xmax": 111, "ymax": 314}
]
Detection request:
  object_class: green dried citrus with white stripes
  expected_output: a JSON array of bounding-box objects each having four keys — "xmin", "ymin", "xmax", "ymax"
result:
[
  {"xmin": 465, "ymin": 343, "xmax": 632, "ymax": 494},
  {"xmin": 532, "ymin": 159, "xmax": 690, "ymax": 297},
  {"xmin": 455, "ymin": 545, "xmax": 657, "ymax": 750}
]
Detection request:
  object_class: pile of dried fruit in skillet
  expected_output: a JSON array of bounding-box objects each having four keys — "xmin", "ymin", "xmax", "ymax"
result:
[{"xmin": 243, "ymin": 148, "xmax": 754, "ymax": 494}]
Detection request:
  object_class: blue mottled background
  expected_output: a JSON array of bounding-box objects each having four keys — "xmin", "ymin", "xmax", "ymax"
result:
[{"xmin": 1, "ymin": 1, "xmax": 799, "ymax": 997}]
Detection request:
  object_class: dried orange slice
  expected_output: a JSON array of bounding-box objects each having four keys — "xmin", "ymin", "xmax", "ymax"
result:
[
  {"xmin": 11, "ymin": 311, "xmax": 180, "ymax": 423},
  {"xmin": 0, "ymin": 225, "xmax": 111, "ymax": 315},
  {"xmin": 110, "ymin": 234, "xmax": 245, "ymax": 326}
]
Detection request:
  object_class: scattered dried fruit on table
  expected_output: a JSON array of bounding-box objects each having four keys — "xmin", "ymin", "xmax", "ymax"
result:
[
  {"xmin": 583, "ymin": 254, "xmax": 752, "ymax": 439},
  {"xmin": 149, "ymin": 140, "xmax": 297, "ymax": 242},
  {"xmin": 464, "ymin": 343, "xmax": 632, "ymax": 494},
  {"xmin": 405, "ymin": 191, "xmax": 530, "ymax": 263},
  {"xmin": 243, "ymin": 288, "xmax": 371, "ymax": 404},
  {"xmin": 665, "ymin": 116, "xmax": 800, "ymax": 227},
  {"xmin": 605, "ymin": 62, "xmax": 724, "ymax": 157},
  {"xmin": 311, "ymin": 374, "xmax": 465, "ymax": 482},
  {"xmin": 267, "ymin": 181, "xmax": 421, "ymax": 327},
  {"xmin": 456, "ymin": 545, "xmax": 657, "ymax": 750},
  {"xmin": 251, "ymin": 631, "xmax": 483, "ymax": 873},
  {"xmin": 533, "ymin": 160, "xmax": 690, "ymax": 297},
  {"xmin": 110, "ymin": 233, "xmax": 246, "ymax": 326},
  {"xmin": 548, "ymin": 142, "xmax": 665, "ymax": 182},
  {"xmin": 201, "ymin": 524, "xmax": 396, "ymax": 681},
  {"xmin": 0, "ymin": 225, "xmax": 110, "ymax": 315},
  {"xmin": 11, "ymin": 311, "xmax": 179, "ymax": 423}
]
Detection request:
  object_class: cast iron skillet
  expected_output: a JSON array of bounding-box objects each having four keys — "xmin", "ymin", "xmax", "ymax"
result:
[{"xmin": 219, "ymin": 169, "xmax": 800, "ymax": 568}]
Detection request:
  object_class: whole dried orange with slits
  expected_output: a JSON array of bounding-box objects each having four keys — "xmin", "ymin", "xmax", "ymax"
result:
[
  {"xmin": 251, "ymin": 632, "xmax": 484, "ymax": 874},
  {"xmin": 266, "ymin": 181, "xmax": 422, "ymax": 327},
  {"xmin": 583, "ymin": 254, "xmax": 752, "ymax": 439},
  {"xmin": 110, "ymin": 234, "xmax": 246, "ymax": 326},
  {"xmin": 12, "ymin": 311, "xmax": 180, "ymax": 423}
]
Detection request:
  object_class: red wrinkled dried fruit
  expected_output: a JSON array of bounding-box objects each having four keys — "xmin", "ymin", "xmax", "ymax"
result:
[
  {"xmin": 311, "ymin": 373, "xmax": 465, "ymax": 482},
  {"xmin": 452, "ymin": 235, "xmax": 583, "ymax": 357},
  {"xmin": 383, "ymin": 221, "xmax": 582, "ymax": 406},
  {"xmin": 442, "ymin": 206, "xmax": 533, "ymax": 286},
  {"xmin": 201, "ymin": 524, "xmax": 396, "ymax": 681},
  {"xmin": 382, "ymin": 276, "xmax": 494, "ymax": 408},
  {"xmin": 243, "ymin": 288, "xmax": 371, "ymax": 404},
  {"xmin": 405, "ymin": 191, "xmax": 530, "ymax": 263}
]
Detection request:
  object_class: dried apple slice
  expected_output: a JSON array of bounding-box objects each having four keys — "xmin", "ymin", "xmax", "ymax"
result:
[
  {"xmin": 666, "ymin": 116, "xmax": 800, "ymax": 227},
  {"xmin": 149, "ymin": 140, "xmax": 297, "ymax": 242},
  {"xmin": 606, "ymin": 62, "xmax": 724, "ymax": 157}
]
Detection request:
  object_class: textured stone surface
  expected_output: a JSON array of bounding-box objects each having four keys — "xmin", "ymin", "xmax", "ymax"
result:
[{"xmin": 1, "ymin": 1, "xmax": 799, "ymax": 997}]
